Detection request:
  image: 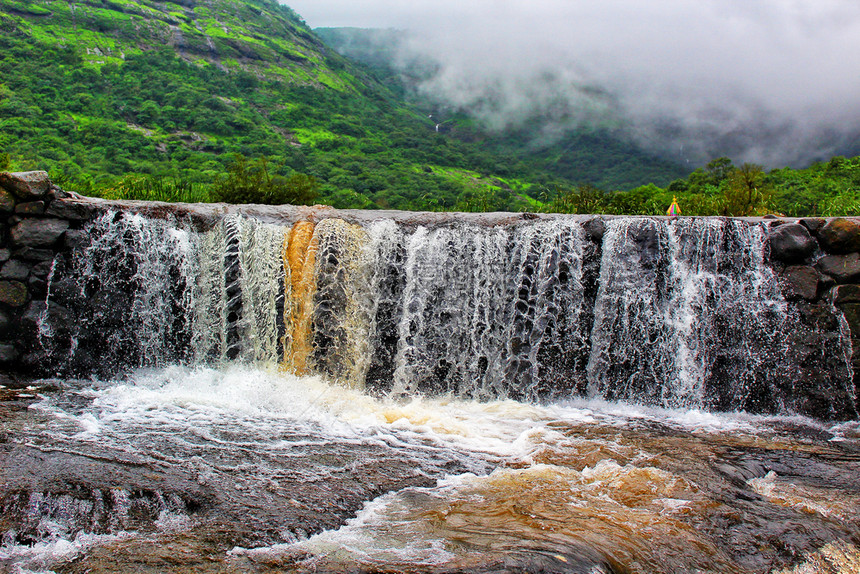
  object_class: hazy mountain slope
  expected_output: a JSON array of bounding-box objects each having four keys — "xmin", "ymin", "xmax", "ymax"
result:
[
  {"xmin": 0, "ymin": 0, "xmax": 686, "ymax": 210},
  {"xmin": 316, "ymin": 26, "xmax": 688, "ymax": 190}
]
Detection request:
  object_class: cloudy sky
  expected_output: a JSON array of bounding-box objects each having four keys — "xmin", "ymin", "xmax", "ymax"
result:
[{"xmin": 283, "ymin": 0, "xmax": 860, "ymax": 166}]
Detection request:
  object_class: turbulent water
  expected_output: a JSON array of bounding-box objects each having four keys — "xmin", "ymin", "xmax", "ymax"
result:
[
  {"xmin": 36, "ymin": 212, "xmax": 855, "ymax": 413},
  {"xmin": 2, "ymin": 212, "xmax": 859, "ymax": 573}
]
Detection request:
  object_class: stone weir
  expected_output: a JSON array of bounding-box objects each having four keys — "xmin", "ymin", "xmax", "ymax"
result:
[{"xmin": 0, "ymin": 170, "xmax": 858, "ymax": 420}]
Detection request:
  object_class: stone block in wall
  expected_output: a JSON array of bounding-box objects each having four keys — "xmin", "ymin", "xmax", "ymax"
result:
[
  {"xmin": 0, "ymin": 188, "xmax": 15, "ymax": 212},
  {"xmin": 779, "ymin": 265, "xmax": 819, "ymax": 300},
  {"xmin": 10, "ymin": 218, "xmax": 70, "ymax": 248},
  {"xmin": 14, "ymin": 247, "xmax": 56, "ymax": 262},
  {"xmin": 769, "ymin": 223, "xmax": 817, "ymax": 264},
  {"xmin": 817, "ymin": 218, "xmax": 860, "ymax": 254},
  {"xmin": 14, "ymin": 201, "xmax": 45, "ymax": 215},
  {"xmin": 0, "ymin": 309, "xmax": 9, "ymax": 335},
  {"xmin": 0, "ymin": 260, "xmax": 30, "ymax": 281},
  {"xmin": 833, "ymin": 284, "xmax": 860, "ymax": 304},
  {"xmin": 45, "ymin": 200, "xmax": 97, "ymax": 221},
  {"xmin": 0, "ymin": 280, "xmax": 28, "ymax": 307},
  {"xmin": 799, "ymin": 218, "xmax": 826, "ymax": 234},
  {"xmin": 30, "ymin": 260, "xmax": 55, "ymax": 279},
  {"xmin": 0, "ymin": 249, "xmax": 10, "ymax": 264},
  {"xmin": 0, "ymin": 171, "xmax": 51, "ymax": 200},
  {"xmin": 815, "ymin": 253, "xmax": 860, "ymax": 283}
]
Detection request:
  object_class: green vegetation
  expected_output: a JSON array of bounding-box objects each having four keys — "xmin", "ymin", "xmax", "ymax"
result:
[
  {"xmin": 210, "ymin": 155, "xmax": 318, "ymax": 205},
  {"xmin": 0, "ymin": 0, "xmax": 591, "ymax": 211},
  {"xmin": 540, "ymin": 156, "xmax": 860, "ymax": 217},
  {"xmin": 1, "ymin": 1, "xmax": 858, "ymax": 214}
]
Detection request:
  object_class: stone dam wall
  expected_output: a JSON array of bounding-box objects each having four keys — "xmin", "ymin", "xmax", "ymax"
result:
[{"xmin": 0, "ymin": 170, "xmax": 858, "ymax": 420}]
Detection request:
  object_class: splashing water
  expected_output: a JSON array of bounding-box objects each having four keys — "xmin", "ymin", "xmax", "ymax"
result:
[{"xmin": 42, "ymin": 211, "xmax": 853, "ymax": 415}]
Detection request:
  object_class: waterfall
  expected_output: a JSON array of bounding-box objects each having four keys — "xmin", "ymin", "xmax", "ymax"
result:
[{"xmin": 45, "ymin": 211, "xmax": 855, "ymax": 416}]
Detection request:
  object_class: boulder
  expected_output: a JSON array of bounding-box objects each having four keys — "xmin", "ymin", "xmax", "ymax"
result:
[
  {"xmin": 0, "ymin": 171, "xmax": 51, "ymax": 200},
  {"xmin": 768, "ymin": 223, "xmax": 816, "ymax": 264},
  {"xmin": 0, "ymin": 259, "xmax": 30, "ymax": 281},
  {"xmin": 779, "ymin": 265, "xmax": 819, "ymax": 300},
  {"xmin": 10, "ymin": 218, "xmax": 69, "ymax": 247},
  {"xmin": 817, "ymin": 218, "xmax": 860, "ymax": 254},
  {"xmin": 799, "ymin": 218, "xmax": 826, "ymax": 234},
  {"xmin": 0, "ymin": 280, "xmax": 28, "ymax": 307},
  {"xmin": 815, "ymin": 253, "xmax": 860, "ymax": 283}
]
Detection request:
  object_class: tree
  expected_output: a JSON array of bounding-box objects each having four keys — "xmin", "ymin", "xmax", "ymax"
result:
[{"xmin": 720, "ymin": 163, "xmax": 774, "ymax": 216}]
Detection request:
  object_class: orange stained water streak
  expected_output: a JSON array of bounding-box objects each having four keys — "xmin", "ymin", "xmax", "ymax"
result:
[{"xmin": 282, "ymin": 221, "xmax": 317, "ymax": 375}]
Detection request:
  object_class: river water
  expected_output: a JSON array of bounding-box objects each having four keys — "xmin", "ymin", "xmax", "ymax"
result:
[
  {"xmin": 2, "ymin": 212, "xmax": 859, "ymax": 572},
  {"xmin": 2, "ymin": 366, "xmax": 859, "ymax": 573}
]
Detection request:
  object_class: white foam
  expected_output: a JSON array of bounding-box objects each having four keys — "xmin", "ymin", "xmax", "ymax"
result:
[{"xmin": 0, "ymin": 532, "xmax": 131, "ymax": 574}]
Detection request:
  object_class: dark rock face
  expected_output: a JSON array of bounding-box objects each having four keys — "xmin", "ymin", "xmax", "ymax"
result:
[
  {"xmin": 0, "ymin": 343, "xmax": 19, "ymax": 362},
  {"xmin": 0, "ymin": 171, "xmax": 52, "ymax": 200},
  {"xmin": 815, "ymin": 253, "xmax": 860, "ymax": 283},
  {"xmin": 817, "ymin": 218, "xmax": 860, "ymax": 254},
  {"xmin": 833, "ymin": 284, "xmax": 860, "ymax": 304},
  {"xmin": 0, "ymin": 260, "xmax": 30, "ymax": 281},
  {"xmin": 780, "ymin": 265, "xmax": 819, "ymax": 301},
  {"xmin": 768, "ymin": 223, "xmax": 816, "ymax": 264},
  {"xmin": 10, "ymin": 218, "xmax": 69, "ymax": 247},
  {"xmin": 0, "ymin": 281, "xmax": 28, "ymax": 307},
  {"xmin": 0, "ymin": 189, "xmax": 14, "ymax": 212}
]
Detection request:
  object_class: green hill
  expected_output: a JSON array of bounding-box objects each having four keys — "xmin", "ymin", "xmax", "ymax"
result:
[{"xmin": 0, "ymin": 0, "xmax": 688, "ymax": 210}]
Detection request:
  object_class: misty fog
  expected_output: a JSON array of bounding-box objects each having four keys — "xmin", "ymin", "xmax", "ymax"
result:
[{"xmin": 285, "ymin": 0, "xmax": 860, "ymax": 167}]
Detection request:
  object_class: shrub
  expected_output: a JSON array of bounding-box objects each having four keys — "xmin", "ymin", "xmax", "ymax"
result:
[{"xmin": 210, "ymin": 154, "xmax": 319, "ymax": 205}]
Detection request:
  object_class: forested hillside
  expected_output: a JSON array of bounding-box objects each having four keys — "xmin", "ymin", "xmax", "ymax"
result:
[{"xmin": 0, "ymin": 0, "xmax": 690, "ymax": 210}]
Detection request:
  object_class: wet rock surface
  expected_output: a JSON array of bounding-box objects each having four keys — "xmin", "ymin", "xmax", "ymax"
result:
[
  {"xmin": 780, "ymin": 265, "xmax": 820, "ymax": 300},
  {"xmin": 2, "ymin": 382, "xmax": 857, "ymax": 574},
  {"xmin": 769, "ymin": 223, "xmax": 816, "ymax": 263},
  {"xmin": 0, "ymin": 384, "xmax": 489, "ymax": 554},
  {"xmin": 817, "ymin": 217, "xmax": 860, "ymax": 254}
]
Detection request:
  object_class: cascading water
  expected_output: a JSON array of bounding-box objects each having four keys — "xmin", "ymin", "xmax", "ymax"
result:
[
  {"xmin": 587, "ymin": 218, "xmax": 799, "ymax": 411},
  {"xmin": 40, "ymin": 211, "xmax": 853, "ymax": 414},
  {"xmin": 5, "ymin": 209, "xmax": 860, "ymax": 574}
]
